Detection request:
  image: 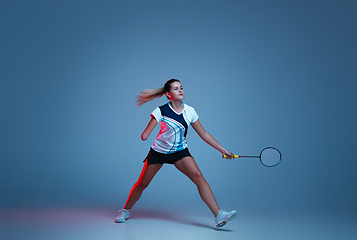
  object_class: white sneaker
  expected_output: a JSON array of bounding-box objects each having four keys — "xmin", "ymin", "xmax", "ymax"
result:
[
  {"xmin": 115, "ymin": 209, "xmax": 130, "ymax": 223},
  {"xmin": 215, "ymin": 210, "xmax": 237, "ymax": 227}
]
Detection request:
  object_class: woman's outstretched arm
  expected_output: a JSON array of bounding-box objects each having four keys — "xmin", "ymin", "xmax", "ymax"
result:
[
  {"xmin": 191, "ymin": 119, "xmax": 234, "ymax": 159},
  {"xmin": 141, "ymin": 117, "xmax": 158, "ymax": 141}
]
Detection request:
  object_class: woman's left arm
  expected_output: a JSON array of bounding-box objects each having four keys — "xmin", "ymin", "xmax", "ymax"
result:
[{"xmin": 191, "ymin": 119, "xmax": 234, "ymax": 159}]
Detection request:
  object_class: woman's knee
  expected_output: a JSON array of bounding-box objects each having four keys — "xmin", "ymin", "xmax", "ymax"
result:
[
  {"xmin": 136, "ymin": 179, "xmax": 151, "ymax": 189},
  {"xmin": 193, "ymin": 170, "xmax": 203, "ymax": 178},
  {"xmin": 136, "ymin": 163, "xmax": 162, "ymax": 190},
  {"xmin": 190, "ymin": 170, "xmax": 205, "ymax": 183}
]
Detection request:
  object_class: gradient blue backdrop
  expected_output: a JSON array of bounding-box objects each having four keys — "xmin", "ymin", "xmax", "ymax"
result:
[{"xmin": 1, "ymin": 0, "xmax": 356, "ymax": 217}]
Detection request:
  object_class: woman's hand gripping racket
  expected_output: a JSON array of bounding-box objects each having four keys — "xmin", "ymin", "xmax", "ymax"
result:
[{"xmin": 223, "ymin": 147, "xmax": 281, "ymax": 167}]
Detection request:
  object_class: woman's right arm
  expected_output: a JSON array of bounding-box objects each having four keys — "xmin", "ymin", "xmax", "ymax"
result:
[{"xmin": 141, "ymin": 117, "xmax": 158, "ymax": 141}]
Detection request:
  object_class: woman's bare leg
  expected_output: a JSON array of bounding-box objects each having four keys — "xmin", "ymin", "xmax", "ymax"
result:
[
  {"xmin": 174, "ymin": 156, "xmax": 220, "ymax": 217},
  {"xmin": 124, "ymin": 160, "xmax": 162, "ymax": 210}
]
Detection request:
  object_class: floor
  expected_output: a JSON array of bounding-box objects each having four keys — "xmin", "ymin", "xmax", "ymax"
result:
[{"xmin": 1, "ymin": 207, "xmax": 356, "ymax": 240}]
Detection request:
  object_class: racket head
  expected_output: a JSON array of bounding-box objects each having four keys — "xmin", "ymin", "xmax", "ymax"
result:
[{"xmin": 259, "ymin": 147, "xmax": 281, "ymax": 167}]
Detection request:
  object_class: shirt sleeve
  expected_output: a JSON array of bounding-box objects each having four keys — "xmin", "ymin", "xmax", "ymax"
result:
[
  {"xmin": 184, "ymin": 104, "xmax": 199, "ymax": 124},
  {"xmin": 150, "ymin": 107, "xmax": 162, "ymax": 122},
  {"xmin": 191, "ymin": 107, "xmax": 199, "ymax": 123}
]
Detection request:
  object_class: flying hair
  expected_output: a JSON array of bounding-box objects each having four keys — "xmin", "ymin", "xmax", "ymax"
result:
[{"xmin": 136, "ymin": 79, "xmax": 180, "ymax": 107}]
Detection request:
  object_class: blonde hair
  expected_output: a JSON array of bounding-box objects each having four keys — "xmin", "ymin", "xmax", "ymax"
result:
[
  {"xmin": 136, "ymin": 87, "xmax": 166, "ymax": 107},
  {"xmin": 136, "ymin": 79, "xmax": 180, "ymax": 107}
]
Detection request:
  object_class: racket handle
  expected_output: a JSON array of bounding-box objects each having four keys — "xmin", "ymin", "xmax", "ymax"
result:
[{"xmin": 222, "ymin": 154, "xmax": 240, "ymax": 159}]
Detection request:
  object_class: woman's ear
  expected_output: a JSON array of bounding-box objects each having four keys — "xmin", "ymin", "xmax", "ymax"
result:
[{"xmin": 165, "ymin": 92, "xmax": 171, "ymax": 99}]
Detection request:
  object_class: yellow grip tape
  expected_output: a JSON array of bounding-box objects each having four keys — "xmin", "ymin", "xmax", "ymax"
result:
[{"xmin": 222, "ymin": 155, "xmax": 240, "ymax": 158}]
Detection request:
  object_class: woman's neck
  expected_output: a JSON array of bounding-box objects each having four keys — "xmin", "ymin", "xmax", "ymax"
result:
[{"xmin": 169, "ymin": 100, "xmax": 184, "ymax": 113}]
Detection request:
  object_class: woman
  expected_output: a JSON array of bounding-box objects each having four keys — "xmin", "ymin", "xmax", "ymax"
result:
[{"xmin": 115, "ymin": 79, "xmax": 237, "ymax": 228}]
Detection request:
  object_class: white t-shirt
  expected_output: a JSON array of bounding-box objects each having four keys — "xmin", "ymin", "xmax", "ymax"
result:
[{"xmin": 150, "ymin": 102, "xmax": 199, "ymax": 154}]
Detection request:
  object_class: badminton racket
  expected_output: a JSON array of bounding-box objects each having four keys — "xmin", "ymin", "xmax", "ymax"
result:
[{"xmin": 222, "ymin": 147, "xmax": 281, "ymax": 167}]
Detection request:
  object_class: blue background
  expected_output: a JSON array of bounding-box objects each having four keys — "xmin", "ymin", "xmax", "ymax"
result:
[{"xmin": 1, "ymin": 0, "xmax": 356, "ymax": 217}]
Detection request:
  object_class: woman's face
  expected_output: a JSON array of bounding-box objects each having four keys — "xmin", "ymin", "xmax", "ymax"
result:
[{"xmin": 167, "ymin": 81, "xmax": 184, "ymax": 101}]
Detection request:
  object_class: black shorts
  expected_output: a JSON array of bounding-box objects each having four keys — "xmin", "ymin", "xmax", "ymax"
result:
[{"xmin": 144, "ymin": 148, "xmax": 192, "ymax": 165}]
